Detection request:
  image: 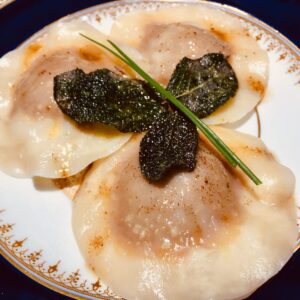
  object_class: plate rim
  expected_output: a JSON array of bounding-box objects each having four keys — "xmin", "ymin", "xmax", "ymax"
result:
[{"xmin": 1, "ymin": 1, "xmax": 299, "ymax": 299}]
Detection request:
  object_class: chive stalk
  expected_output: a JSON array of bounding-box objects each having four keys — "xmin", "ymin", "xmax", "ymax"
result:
[{"xmin": 80, "ymin": 33, "xmax": 262, "ymax": 185}]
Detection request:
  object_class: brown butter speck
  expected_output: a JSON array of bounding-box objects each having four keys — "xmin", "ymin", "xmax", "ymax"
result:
[
  {"xmin": 210, "ymin": 26, "xmax": 229, "ymax": 41},
  {"xmin": 89, "ymin": 235, "xmax": 104, "ymax": 251},
  {"xmin": 79, "ymin": 45, "xmax": 102, "ymax": 62},
  {"xmin": 23, "ymin": 43, "xmax": 43, "ymax": 67},
  {"xmin": 247, "ymin": 76, "xmax": 265, "ymax": 96}
]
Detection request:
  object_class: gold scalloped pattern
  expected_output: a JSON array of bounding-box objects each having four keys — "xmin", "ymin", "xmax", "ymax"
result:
[
  {"xmin": 0, "ymin": 210, "xmax": 123, "ymax": 300},
  {"xmin": 242, "ymin": 20, "xmax": 300, "ymax": 84}
]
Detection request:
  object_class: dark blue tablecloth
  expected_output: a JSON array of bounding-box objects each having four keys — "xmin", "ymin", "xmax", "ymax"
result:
[{"xmin": 0, "ymin": 0, "xmax": 300, "ymax": 299}]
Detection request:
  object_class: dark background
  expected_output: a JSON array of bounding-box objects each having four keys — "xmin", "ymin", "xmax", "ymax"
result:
[{"xmin": 0, "ymin": 0, "xmax": 300, "ymax": 299}]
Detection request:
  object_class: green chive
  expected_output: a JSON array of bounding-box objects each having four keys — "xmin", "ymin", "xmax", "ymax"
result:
[{"xmin": 80, "ymin": 33, "xmax": 262, "ymax": 185}]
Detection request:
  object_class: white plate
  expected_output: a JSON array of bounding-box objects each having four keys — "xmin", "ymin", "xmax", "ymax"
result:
[{"xmin": 0, "ymin": 1, "xmax": 299, "ymax": 299}]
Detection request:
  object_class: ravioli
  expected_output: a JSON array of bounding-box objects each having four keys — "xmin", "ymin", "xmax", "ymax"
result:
[
  {"xmin": 0, "ymin": 20, "xmax": 132, "ymax": 178},
  {"xmin": 111, "ymin": 5, "xmax": 269, "ymax": 125},
  {"xmin": 73, "ymin": 128, "xmax": 297, "ymax": 300},
  {"xmin": 0, "ymin": 4, "xmax": 295, "ymax": 300}
]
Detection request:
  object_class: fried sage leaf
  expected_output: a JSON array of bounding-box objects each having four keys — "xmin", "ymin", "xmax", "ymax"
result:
[
  {"xmin": 54, "ymin": 68, "xmax": 167, "ymax": 132},
  {"xmin": 139, "ymin": 112, "xmax": 198, "ymax": 181},
  {"xmin": 167, "ymin": 53, "xmax": 238, "ymax": 118}
]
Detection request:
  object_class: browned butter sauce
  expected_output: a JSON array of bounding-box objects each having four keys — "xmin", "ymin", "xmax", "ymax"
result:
[
  {"xmin": 86, "ymin": 135, "xmax": 244, "ymax": 259},
  {"xmin": 13, "ymin": 45, "xmax": 135, "ymax": 120}
]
